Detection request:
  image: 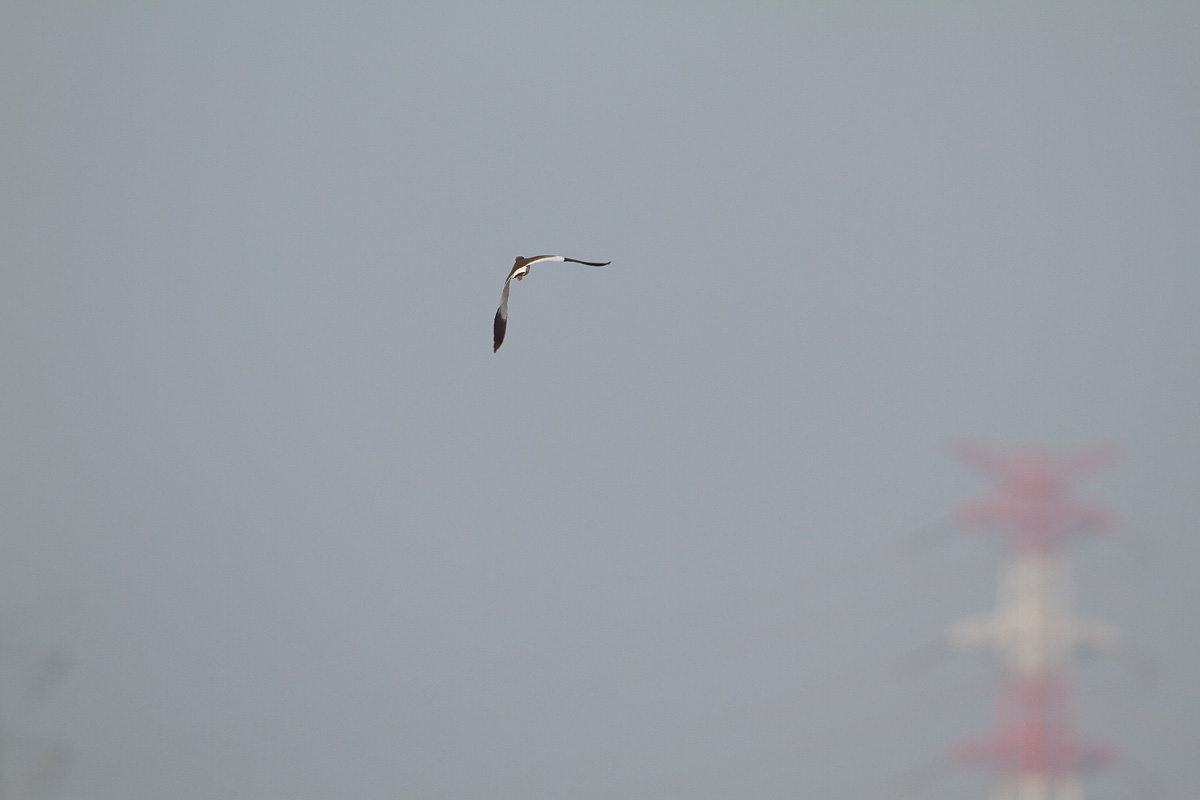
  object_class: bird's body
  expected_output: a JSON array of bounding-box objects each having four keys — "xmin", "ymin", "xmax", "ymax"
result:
[{"xmin": 493, "ymin": 255, "xmax": 610, "ymax": 351}]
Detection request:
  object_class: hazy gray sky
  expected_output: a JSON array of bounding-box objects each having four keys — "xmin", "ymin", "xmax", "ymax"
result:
[{"xmin": 4, "ymin": 4, "xmax": 1199, "ymax": 799}]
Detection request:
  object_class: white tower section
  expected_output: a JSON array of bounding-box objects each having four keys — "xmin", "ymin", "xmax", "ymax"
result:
[{"xmin": 949, "ymin": 556, "xmax": 1120, "ymax": 679}]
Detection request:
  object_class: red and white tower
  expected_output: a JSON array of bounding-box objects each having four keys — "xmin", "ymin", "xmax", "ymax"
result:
[{"xmin": 944, "ymin": 443, "xmax": 1119, "ymax": 800}]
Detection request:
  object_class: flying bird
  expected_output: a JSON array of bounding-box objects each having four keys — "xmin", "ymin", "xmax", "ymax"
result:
[{"xmin": 493, "ymin": 255, "xmax": 610, "ymax": 351}]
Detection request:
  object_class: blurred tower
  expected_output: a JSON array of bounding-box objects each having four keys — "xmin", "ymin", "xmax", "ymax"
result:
[{"xmin": 944, "ymin": 443, "xmax": 1118, "ymax": 800}]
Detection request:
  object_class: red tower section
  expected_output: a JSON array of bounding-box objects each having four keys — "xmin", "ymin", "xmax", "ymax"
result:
[{"xmin": 952, "ymin": 442, "xmax": 1113, "ymax": 556}]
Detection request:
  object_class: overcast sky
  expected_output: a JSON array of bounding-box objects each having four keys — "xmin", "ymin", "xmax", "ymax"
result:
[{"xmin": 3, "ymin": 4, "xmax": 1199, "ymax": 799}]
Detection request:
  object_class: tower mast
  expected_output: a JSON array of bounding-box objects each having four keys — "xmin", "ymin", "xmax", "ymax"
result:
[{"xmin": 945, "ymin": 443, "xmax": 1118, "ymax": 800}]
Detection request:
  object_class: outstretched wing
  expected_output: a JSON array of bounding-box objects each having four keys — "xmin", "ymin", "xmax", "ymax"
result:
[
  {"xmin": 520, "ymin": 255, "xmax": 611, "ymax": 270},
  {"xmin": 494, "ymin": 277, "xmax": 511, "ymax": 352}
]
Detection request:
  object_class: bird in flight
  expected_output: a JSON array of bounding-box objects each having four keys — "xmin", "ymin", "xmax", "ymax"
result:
[{"xmin": 493, "ymin": 255, "xmax": 611, "ymax": 351}]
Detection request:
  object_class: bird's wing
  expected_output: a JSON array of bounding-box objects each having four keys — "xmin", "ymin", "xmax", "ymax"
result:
[
  {"xmin": 522, "ymin": 255, "xmax": 567, "ymax": 266},
  {"xmin": 494, "ymin": 276, "xmax": 511, "ymax": 352},
  {"xmin": 522, "ymin": 255, "xmax": 610, "ymax": 268}
]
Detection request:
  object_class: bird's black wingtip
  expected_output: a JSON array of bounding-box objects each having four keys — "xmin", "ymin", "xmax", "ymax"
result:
[
  {"xmin": 493, "ymin": 310, "xmax": 506, "ymax": 352},
  {"xmin": 562, "ymin": 257, "xmax": 611, "ymax": 267}
]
